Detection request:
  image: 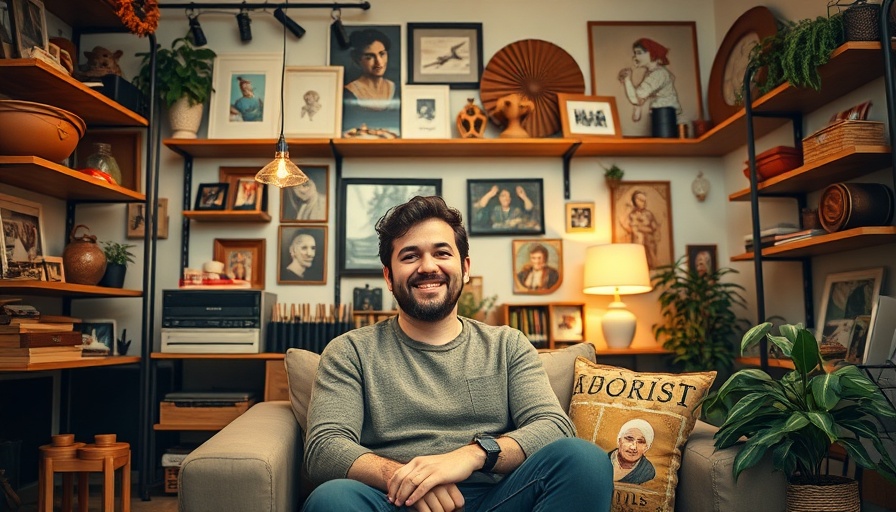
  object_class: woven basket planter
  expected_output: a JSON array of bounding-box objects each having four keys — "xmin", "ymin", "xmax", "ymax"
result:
[{"xmin": 786, "ymin": 475, "xmax": 860, "ymax": 512}]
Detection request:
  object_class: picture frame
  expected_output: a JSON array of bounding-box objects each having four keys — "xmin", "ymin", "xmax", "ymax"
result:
[
  {"xmin": 353, "ymin": 284, "xmax": 383, "ymax": 311},
  {"xmin": 557, "ymin": 93, "xmax": 622, "ymax": 138},
  {"xmin": 816, "ymin": 267, "xmax": 885, "ymax": 363},
  {"xmin": 565, "ymin": 202, "xmax": 595, "ymax": 232},
  {"xmin": 587, "ymin": 21, "xmax": 704, "ymax": 137},
  {"xmin": 277, "ymin": 226, "xmax": 327, "ymax": 285},
  {"xmin": 1, "ymin": 1, "xmax": 17, "ymax": 59},
  {"xmin": 0, "ymin": 192, "xmax": 44, "ymax": 279},
  {"xmin": 329, "ymin": 24, "xmax": 402, "ymax": 139},
  {"xmin": 610, "ymin": 181, "xmax": 673, "ymax": 270},
  {"xmin": 467, "ymin": 179, "xmax": 545, "ymax": 236},
  {"xmin": 8, "ymin": 0, "xmax": 47, "ymax": 58},
  {"xmin": 552, "ymin": 304, "xmax": 585, "ymax": 342},
  {"xmin": 213, "ymin": 238, "xmax": 266, "ymax": 287},
  {"xmin": 38, "ymin": 255, "xmax": 64, "ymax": 282},
  {"xmin": 686, "ymin": 244, "xmax": 717, "ymax": 276},
  {"xmin": 219, "ymin": 167, "xmax": 267, "ymax": 213},
  {"xmin": 207, "ymin": 53, "xmax": 281, "ymax": 139},
  {"xmin": 283, "ymin": 66, "xmax": 344, "ymax": 138},
  {"xmin": 79, "ymin": 319, "xmax": 116, "ymax": 355},
  {"xmin": 280, "ymin": 165, "xmax": 329, "ymax": 223},
  {"xmin": 194, "ymin": 183, "xmax": 229, "ymax": 211},
  {"xmin": 127, "ymin": 198, "xmax": 169, "ymax": 240},
  {"xmin": 401, "ymin": 85, "xmax": 451, "ymax": 139},
  {"xmin": 512, "ymin": 239, "xmax": 563, "ymax": 295},
  {"xmin": 338, "ymin": 178, "xmax": 442, "ymax": 275},
  {"xmin": 406, "ymin": 22, "xmax": 484, "ymax": 89}
]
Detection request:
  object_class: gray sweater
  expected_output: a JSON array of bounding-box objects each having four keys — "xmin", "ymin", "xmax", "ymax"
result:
[{"xmin": 304, "ymin": 316, "xmax": 575, "ymax": 484}]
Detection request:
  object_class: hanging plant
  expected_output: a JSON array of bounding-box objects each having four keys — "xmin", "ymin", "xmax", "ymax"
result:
[{"xmin": 116, "ymin": 0, "xmax": 161, "ymax": 37}]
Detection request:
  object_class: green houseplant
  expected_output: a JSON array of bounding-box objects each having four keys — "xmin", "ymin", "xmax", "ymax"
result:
[
  {"xmin": 98, "ymin": 241, "xmax": 136, "ymax": 288},
  {"xmin": 703, "ymin": 322, "xmax": 896, "ymax": 504},
  {"xmin": 651, "ymin": 257, "xmax": 748, "ymax": 374},
  {"xmin": 600, "ymin": 162, "xmax": 624, "ymax": 189}
]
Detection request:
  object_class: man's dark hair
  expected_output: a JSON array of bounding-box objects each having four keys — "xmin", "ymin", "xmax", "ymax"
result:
[
  {"xmin": 375, "ymin": 196, "xmax": 469, "ymax": 270},
  {"xmin": 349, "ymin": 28, "xmax": 392, "ymax": 62}
]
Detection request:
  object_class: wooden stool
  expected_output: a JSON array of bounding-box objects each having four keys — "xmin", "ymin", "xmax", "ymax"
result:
[{"xmin": 38, "ymin": 434, "xmax": 131, "ymax": 512}]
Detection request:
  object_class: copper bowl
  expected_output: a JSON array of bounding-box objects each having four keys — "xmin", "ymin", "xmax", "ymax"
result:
[{"xmin": 0, "ymin": 100, "xmax": 86, "ymax": 162}]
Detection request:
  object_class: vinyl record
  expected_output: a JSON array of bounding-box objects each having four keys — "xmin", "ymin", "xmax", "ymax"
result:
[{"xmin": 480, "ymin": 39, "xmax": 585, "ymax": 138}]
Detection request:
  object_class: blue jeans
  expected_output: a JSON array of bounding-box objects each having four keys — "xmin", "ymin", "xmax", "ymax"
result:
[{"xmin": 301, "ymin": 438, "xmax": 612, "ymax": 512}]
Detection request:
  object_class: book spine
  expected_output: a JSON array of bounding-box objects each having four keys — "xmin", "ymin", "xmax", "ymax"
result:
[{"xmin": 18, "ymin": 331, "xmax": 82, "ymax": 348}]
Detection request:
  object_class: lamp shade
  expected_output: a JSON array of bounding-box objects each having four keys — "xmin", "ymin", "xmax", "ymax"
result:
[{"xmin": 583, "ymin": 243, "xmax": 652, "ymax": 295}]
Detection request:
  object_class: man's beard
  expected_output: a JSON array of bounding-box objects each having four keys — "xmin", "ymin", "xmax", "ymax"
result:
[{"xmin": 393, "ymin": 272, "xmax": 463, "ymax": 322}]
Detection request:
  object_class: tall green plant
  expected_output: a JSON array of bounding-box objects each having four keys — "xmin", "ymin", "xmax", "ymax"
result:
[
  {"xmin": 652, "ymin": 257, "xmax": 748, "ymax": 373},
  {"xmin": 133, "ymin": 34, "xmax": 217, "ymax": 108},
  {"xmin": 704, "ymin": 322, "xmax": 896, "ymax": 484}
]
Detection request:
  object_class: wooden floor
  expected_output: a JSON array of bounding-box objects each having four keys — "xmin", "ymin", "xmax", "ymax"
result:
[{"xmin": 15, "ymin": 485, "xmax": 178, "ymax": 511}]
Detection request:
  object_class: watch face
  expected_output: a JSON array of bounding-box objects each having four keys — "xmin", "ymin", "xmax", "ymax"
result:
[{"xmin": 721, "ymin": 32, "xmax": 760, "ymax": 106}]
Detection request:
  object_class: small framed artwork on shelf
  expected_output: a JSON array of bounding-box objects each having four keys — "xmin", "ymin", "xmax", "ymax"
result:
[
  {"xmin": 816, "ymin": 267, "xmax": 885, "ymax": 363},
  {"xmin": 551, "ymin": 304, "xmax": 585, "ymax": 343},
  {"xmin": 229, "ymin": 177, "xmax": 263, "ymax": 211},
  {"xmin": 126, "ymin": 199, "xmax": 169, "ymax": 240},
  {"xmin": 278, "ymin": 226, "xmax": 327, "ymax": 285},
  {"xmin": 0, "ymin": 192, "xmax": 45, "ymax": 279},
  {"xmin": 401, "ymin": 85, "xmax": 451, "ymax": 139},
  {"xmin": 610, "ymin": 181, "xmax": 673, "ymax": 270},
  {"xmin": 283, "ymin": 66, "xmax": 344, "ymax": 138},
  {"xmin": 213, "ymin": 238, "xmax": 266, "ymax": 287},
  {"xmin": 280, "ymin": 165, "xmax": 329, "ymax": 223},
  {"xmin": 208, "ymin": 53, "xmax": 281, "ymax": 139},
  {"xmin": 37, "ymin": 255, "xmax": 64, "ymax": 282},
  {"xmin": 194, "ymin": 183, "xmax": 228, "ymax": 211},
  {"xmin": 467, "ymin": 179, "xmax": 545, "ymax": 236},
  {"xmin": 686, "ymin": 244, "xmax": 717, "ymax": 276},
  {"xmin": 406, "ymin": 22, "xmax": 483, "ymax": 89},
  {"xmin": 8, "ymin": 0, "xmax": 48, "ymax": 58},
  {"xmin": 78, "ymin": 319, "xmax": 116, "ymax": 356},
  {"xmin": 557, "ymin": 93, "xmax": 622, "ymax": 138},
  {"xmin": 565, "ymin": 202, "xmax": 595, "ymax": 232},
  {"xmin": 512, "ymin": 239, "xmax": 563, "ymax": 295}
]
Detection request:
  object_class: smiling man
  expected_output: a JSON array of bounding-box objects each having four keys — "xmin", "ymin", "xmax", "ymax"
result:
[{"xmin": 302, "ymin": 195, "xmax": 612, "ymax": 512}]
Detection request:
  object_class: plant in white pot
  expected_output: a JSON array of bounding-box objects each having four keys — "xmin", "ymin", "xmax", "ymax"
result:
[
  {"xmin": 133, "ymin": 34, "xmax": 216, "ymax": 138},
  {"xmin": 99, "ymin": 241, "xmax": 136, "ymax": 288}
]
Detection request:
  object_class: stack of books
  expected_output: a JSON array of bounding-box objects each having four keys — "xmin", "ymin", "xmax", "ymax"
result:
[
  {"xmin": 0, "ymin": 325, "xmax": 83, "ymax": 368},
  {"xmin": 744, "ymin": 226, "xmax": 826, "ymax": 252}
]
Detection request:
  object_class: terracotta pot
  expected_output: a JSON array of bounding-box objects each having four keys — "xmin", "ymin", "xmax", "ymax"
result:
[
  {"xmin": 0, "ymin": 100, "xmax": 85, "ymax": 162},
  {"xmin": 62, "ymin": 224, "xmax": 106, "ymax": 286},
  {"xmin": 168, "ymin": 96, "xmax": 204, "ymax": 139},
  {"xmin": 786, "ymin": 475, "xmax": 859, "ymax": 512}
]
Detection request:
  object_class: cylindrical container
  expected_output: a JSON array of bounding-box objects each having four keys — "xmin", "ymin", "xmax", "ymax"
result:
[
  {"xmin": 84, "ymin": 142, "xmax": 122, "ymax": 185},
  {"xmin": 650, "ymin": 107, "xmax": 677, "ymax": 138},
  {"xmin": 818, "ymin": 183, "xmax": 894, "ymax": 233},
  {"xmin": 62, "ymin": 224, "xmax": 107, "ymax": 285},
  {"xmin": 843, "ymin": 1, "xmax": 880, "ymax": 41}
]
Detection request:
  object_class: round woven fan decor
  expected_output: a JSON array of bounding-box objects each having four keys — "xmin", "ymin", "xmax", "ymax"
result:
[{"xmin": 480, "ymin": 39, "xmax": 585, "ymax": 138}]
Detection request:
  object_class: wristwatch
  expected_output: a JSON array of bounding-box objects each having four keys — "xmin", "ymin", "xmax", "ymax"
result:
[{"xmin": 472, "ymin": 434, "xmax": 501, "ymax": 473}]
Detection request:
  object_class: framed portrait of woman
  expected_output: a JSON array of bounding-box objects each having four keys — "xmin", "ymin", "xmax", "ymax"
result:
[
  {"xmin": 278, "ymin": 226, "xmax": 327, "ymax": 285},
  {"xmin": 609, "ymin": 181, "xmax": 673, "ymax": 270},
  {"xmin": 280, "ymin": 165, "xmax": 329, "ymax": 223}
]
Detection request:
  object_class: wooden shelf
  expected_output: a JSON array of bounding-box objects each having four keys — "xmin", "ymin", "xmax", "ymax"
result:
[
  {"xmin": 332, "ymin": 138, "xmax": 579, "ymax": 158},
  {"xmin": 164, "ymin": 138, "xmax": 333, "ymax": 159},
  {"xmin": 183, "ymin": 210, "xmax": 272, "ymax": 222},
  {"xmin": 0, "ymin": 156, "xmax": 144, "ymax": 201},
  {"xmin": 0, "ymin": 355, "xmax": 140, "ymax": 372},
  {"xmin": 729, "ymin": 145, "xmax": 892, "ymax": 201},
  {"xmin": 151, "ymin": 353, "xmax": 285, "ymax": 360},
  {"xmin": 731, "ymin": 226, "xmax": 896, "ymax": 260},
  {"xmin": 0, "ymin": 280, "xmax": 142, "ymax": 298},
  {"xmin": 0, "ymin": 60, "xmax": 148, "ymax": 127},
  {"xmin": 44, "ymin": 0, "xmax": 123, "ymax": 30}
]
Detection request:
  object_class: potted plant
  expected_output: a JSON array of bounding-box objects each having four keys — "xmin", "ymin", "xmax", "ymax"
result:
[
  {"xmin": 98, "ymin": 241, "xmax": 136, "ymax": 288},
  {"xmin": 703, "ymin": 322, "xmax": 896, "ymax": 510},
  {"xmin": 652, "ymin": 256, "xmax": 749, "ymax": 374},
  {"xmin": 132, "ymin": 33, "xmax": 217, "ymax": 138},
  {"xmin": 601, "ymin": 162, "xmax": 624, "ymax": 189},
  {"xmin": 457, "ymin": 292, "xmax": 498, "ymax": 322}
]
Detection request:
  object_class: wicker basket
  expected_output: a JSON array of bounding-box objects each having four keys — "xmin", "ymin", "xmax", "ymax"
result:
[
  {"xmin": 786, "ymin": 476, "xmax": 860, "ymax": 512},
  {"xmin": 844, "ymin": 0, "xmax": 881, "ymax": 41},
  {"xmin": 802, "ymin": 120, "xmax": 887, "ymax": 163}
]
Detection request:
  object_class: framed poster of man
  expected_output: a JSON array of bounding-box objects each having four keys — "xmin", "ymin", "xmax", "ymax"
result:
[{"xmin": 610, "ymin": 181, "xmax": 673, "ymax": 270}]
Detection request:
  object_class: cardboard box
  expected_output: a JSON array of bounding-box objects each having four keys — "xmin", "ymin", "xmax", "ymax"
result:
[{"xmin": 164, "ymin": 467, "xmax": 179, "ymax": 494}]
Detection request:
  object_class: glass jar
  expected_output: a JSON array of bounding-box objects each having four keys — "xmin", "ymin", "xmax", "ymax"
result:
[{"xmin": 85, "ymin": 143, "xmax": 122, "ymax": 185}]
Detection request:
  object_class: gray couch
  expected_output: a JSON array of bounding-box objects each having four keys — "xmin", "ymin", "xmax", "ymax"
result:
[{"xmin": 178, "ymin": 343, "xmax": 786, "ymax": 511}]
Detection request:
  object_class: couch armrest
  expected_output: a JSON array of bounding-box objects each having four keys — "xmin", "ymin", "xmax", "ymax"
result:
[
  {"xmin": 676, "ymin": 420, "xmax": 786, "ymax": 512},
  {"xmin": 179, "ymin": 401, "xmax": 303, "ymax": 512}
]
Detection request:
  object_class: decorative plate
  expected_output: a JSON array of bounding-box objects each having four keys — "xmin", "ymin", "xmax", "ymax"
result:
[{"xmin": 480, "ymin": 39, "xmax": 585, "ymax": 138}]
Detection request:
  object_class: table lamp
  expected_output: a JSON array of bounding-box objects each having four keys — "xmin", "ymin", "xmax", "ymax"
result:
[{"xmin": 583, "ymin": 243, "xmax": 652, "ymax": 348}]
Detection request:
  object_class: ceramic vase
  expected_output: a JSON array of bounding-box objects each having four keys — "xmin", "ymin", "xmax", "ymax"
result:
[{"xmin": 168, "ymin": 97, "xmax": 204, "ymax": 139}]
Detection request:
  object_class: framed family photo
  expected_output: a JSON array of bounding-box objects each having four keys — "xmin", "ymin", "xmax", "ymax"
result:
[
  {"xmin": 406, "ymin": 22, "xmax": 483, "ymax": 89},
  {"xmin": 208, "ymin": 53, "xmax": 281, "ymax": 139},
  {"xmin": 278, "ymin": 226, "xmax": 327, "ymax": 285},
  {"xmin": 283, "ymin": 66, "xmax": 344, "ymax": 138},
  {"xmin": 565, "ymin": 202, "xmax": 595, "ymax": 232},
  {"xmin": 280, "ymin": 165, "xmax": 328, "ymax": 223},
  {"xmin": 194, "ymin": 183, "xmax": 228, "ymax": 210},
  {"xmin": 0, "ymin": 192, "xmax": 44, "ymax": 279},
  {"xmin": 816, "ymin": 267, "xmax": 885, "ymax": 363},
  {"xmin": 512, "ymin": 239, "xmax": 563, "ymax": 295},
  {"xmin": 587, "ymin": 21, "xmax": 703, "ymax": 137},
  {"xmin": 467, "ymin": 179, "xmax": 545, "ymax": 236},
  {"xmin": 557, "ymin": 93, "xmax": 622, "ymax": 138},
  {"xmin": 79, "ymin": 319, "xmax": 116, "ymax": 355},
  {"xmin": 9, "ymin": 0, "xmax": 47, "ymax": 58},
  {"xmin": 401, "ymin": 85, "xmax": 451, "ymax": 139},
  {"xmin": 338, "ymin": 178, "xmax": 441, "ymax": 275},
  {"xmin": 329, "ymin": 24, "xmax": 402, "ymax": 138},
  {"xmin": 686, "ymin": 244, "xmax": 717, "ymax": 276},
  {"xmin": 127, "ymin": 199, "xmax": 169, "ymax": 240},
  {"xmin": 213, "ymin": 238, "xmax": 265, "ymax": 287},
  {"xmin": 610, "ymin": 181, "xmax": 673, "ymax": 270}
]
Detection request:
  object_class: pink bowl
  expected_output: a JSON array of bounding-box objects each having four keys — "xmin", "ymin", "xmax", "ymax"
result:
[{"xmin": 0, "ymin": 100, "xmax": 86, "ymax": 162}]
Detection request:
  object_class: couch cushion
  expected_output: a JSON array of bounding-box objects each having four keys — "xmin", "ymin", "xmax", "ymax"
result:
[
  {"xmin": 568, "ymin": 358, "xmax": 716, "ymax": 512},
  {"xmin": 538, "ymin": 342, "xmax": 596, "ymax": 410},
  {"xmin": 284, "ymin": 348, "xmax": 321, "ymax": 432}
]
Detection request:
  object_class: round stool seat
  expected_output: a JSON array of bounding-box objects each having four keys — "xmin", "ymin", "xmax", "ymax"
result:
[
  {"xmin": 39, "ymin": 442, "xmax": 85, "ymax": 460},
  {"xmin": 77, "ymin": 443, "xmax": 130, "ymax": 460}
]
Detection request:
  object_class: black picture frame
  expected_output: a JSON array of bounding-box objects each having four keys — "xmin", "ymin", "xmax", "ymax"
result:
[
  {"xmin": 194, "ymin": 183, "xmax": 229, "ymax": 211},
  {"xmin": 467, "ymin": 179, "xmax": 545, "ymax": 236},
  {"xmin": 407, "ymin": 22, "xmax": 484, "ymax": 90},
  {"xmin": 686, "ymin": 244, "xmax": 717, "ymax": 276},
  {"xmin": 338, "ymin": 178, "xmax": 442, "ymax": 275}
]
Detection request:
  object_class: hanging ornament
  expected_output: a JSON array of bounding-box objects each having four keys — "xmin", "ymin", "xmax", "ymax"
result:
[
  {"xmin": 692, "ymin": 171, "xmax": 710, "ymax": 201},
  {"xmin": 116, "ymin": 0, "xmax": 160, "ymax": 37}
]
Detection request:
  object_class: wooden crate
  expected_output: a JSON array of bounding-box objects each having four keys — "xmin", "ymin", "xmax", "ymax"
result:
[
  {"xmin": 164, "ymin": 467, "xmax": 179, "ymax": 494},
  {"xmin": 159, "ymin": 399, "xmax": 255, "ymax": 428}
]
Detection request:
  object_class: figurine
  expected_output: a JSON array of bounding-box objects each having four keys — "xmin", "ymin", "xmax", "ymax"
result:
[
  {"xmin": 456, "ymin": 98, "xmax": 488, "ymax": 138},
  {"xmin": 116, "ymin": 328, "xmax": 132, "ymax": 356},
  {"xmin": 76, "ymin": 46, "xmax": 124, "ymax": 81},
  {"xmin": 490, "ymin": 93, "xmax": 534, "ymax": 138}
]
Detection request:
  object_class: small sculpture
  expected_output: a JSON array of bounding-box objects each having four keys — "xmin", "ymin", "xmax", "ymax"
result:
[
  {"xmin": 117, "ymin": 328, "xmax": 132, "ymax": 356},
  {"xmin": 489, "ymin": 93, "xmax": 534, "ymax": 138},
  {"xmin": 456, "ymin": 98, "xmax": 488, "ymax": 138},
  {"xmin": 76, "ymin": 46, "xmax": 124, "ymax": 81}
]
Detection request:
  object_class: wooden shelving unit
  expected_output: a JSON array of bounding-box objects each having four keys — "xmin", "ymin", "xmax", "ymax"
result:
[
  {"xmin": 0, "ymin": 356, "xmax": 140, "ymax": 372},
  {"xmin": 182, "ymin": 210, "xmax": 272, "ymax": 222},
  {"xmin": 0, "ymin": 156, "xmax": 145, "ymax": 202},
  {"xmin": 0, "ymin": 281, "xmax": 142, "ymax": 298},
  {"xmin": 731, "ymin": 227, "xmax": 896, "ymax": 260}
]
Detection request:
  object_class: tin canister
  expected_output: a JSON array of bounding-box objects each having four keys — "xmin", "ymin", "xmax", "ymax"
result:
[{"xmin": 818, "ymin": 183, "xmax": 894, "ymax": 233}]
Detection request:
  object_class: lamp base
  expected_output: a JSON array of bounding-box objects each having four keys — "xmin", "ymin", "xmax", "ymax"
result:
[{"xmin": 601, "ymin": 301, "xmax": 636, "ymax": 349}]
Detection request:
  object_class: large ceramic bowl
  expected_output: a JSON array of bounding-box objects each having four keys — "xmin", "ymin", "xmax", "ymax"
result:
[{"xmin": 0, "ymin": 100, "xmax": 86, "ymax": 162}]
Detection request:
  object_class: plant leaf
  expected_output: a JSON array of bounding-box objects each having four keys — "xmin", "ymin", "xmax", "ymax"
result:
[{"xmin": 808, "ymin": 373, "xmax": 840, "ymax": 411}]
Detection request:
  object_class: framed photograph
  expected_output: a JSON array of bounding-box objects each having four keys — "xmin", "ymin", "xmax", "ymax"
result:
[
  {"xmin": 280, "ymin": 165, "xmax": 329, "ymax": 223},
  {"xmin": 401, "ymin": 85, "xmax": 451, "ymax": 139},
  {"xmin": 194, "ymin": 183, "xmax": 228, "ymax": 211},
  {"xmin": 566, "ymin": 202, "xmax": 595, "ymax": 233},
  {"xmin": 686, "ymin": 244, "xmax": 717, "ymax": 276},
  {"xmin": 406, "ymin": 22, "xmax": 483, "ymax": 89},
  {"xmin": 229, "ymin": 178, "xmax": 263, "ymax": 211},
  {"xmin": 816, "ymin": 267, "xmax": 885, "ymax": 362},
  {"xmin": 1, "ymin": 1, "xmax": 16, "ymax": 58},
  {"xmin": 552, "ymin": 304, "xmax": 585, "ymax": 342},
  {"xmin": 587, "ymin": 21, "xmax": 703, "ymax": 137},
  {"xmin": 278, "ymin": 226, "xmax": 327, "ymax": 285},
  {"xmin": 512, "ymin": 239, "xmax": 563, "ymax": 295},
  {"xmin": 353, "ymin": 284, "xmax": 383, "ymax": 311},
  {"xmin": 213, "ymin": 238, "xmax": 266, "ymax": 287},
  {"xmin": 79, "ymin": 319, "xmax": 116, "ymax": 355},
  {"xmin": 127, "ymin": 198, "xmax": 169, "ymax": 240},
  {"xmin": 283, "ymin": 66, "xmax": 344, "ymax": 138},
  {"xmin": 338, "ymin": 178, "xmax": 442, "ymax": 275},
  {"xmin": 0, "ymin": 192, "xmax": 44, "ymax": 279},
  {"xmin": 467, "ymin": 179, "xmax": 545, "ymax": 236},
  {"xmin": 38, "ymin": 255, "xmax": 64, "ymax": 282},
  {"xmin": 329, "ymin": 24, "xmax": 402, "ymax": 139},
  {"xmin": 207, "ymin": 53, "xmax": 281, "ymax": 139},
  {"xmin": 557, "ymin": 93, "xmax": 622, "ymax": 138},
  {"xmin": 610, "ymin": 181, "xmax": 673, "ymax": 270},
  {"xmin": 8, "ymin": 0, "xmax": 47, "ymax": 58}
]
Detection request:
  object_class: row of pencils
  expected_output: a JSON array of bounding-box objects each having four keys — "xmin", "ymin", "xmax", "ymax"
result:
[{"xmin": 267, "ymin": 302, "xmax": 357, "ymax": 354}]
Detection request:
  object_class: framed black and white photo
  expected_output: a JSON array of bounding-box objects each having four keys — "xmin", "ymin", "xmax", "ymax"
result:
[
  {"xmin": 194, "ymin": 183, "xmax": 228, "ymax": 211},
  {"xmin": 127, "ymin": 199, "xmax": 169, "ymax": 240},
  {"xmin": 558, "ymin": 93, "xmax": 622, "ymax": 138},
  {"xmin": 278, "ymin": 226, "xmax": 327, "ymax": 285},
  {"xmin": 407, "ymin": 22, "xmax": 483, "ymax": 89},
  {"xmin": 208, "ymin": 53, "xmax": 281, "ymax": 139},
  {"xmin": 8, "ymin": 0, "xmax": 47, "ymax": 58},
  {"xmin": 0, "ymin": 0, "xmax": 16, "ymax": 58},
  {"xmin": 467, "ymin": 179, "xmax": 545, "ymax": 236},
  {"xmin": 0, "ymin": 192, "xmax": 44, "ymax": 279},
  {"xmin": 280, "ymin": 165, "xmax": 329, "ymax": 223},
  {"xmin": 283, "ymin": 66, "xmax": 344, "ymax": 138},
  {"xmin": 79, "ymin": 319, "xmax": 116, "ymax": 355},
  {"xmin": 338, "ymin": 178, "xmax": 441, "ymax": 275},
  {"xmin": 565, "ymin": 202, "xmax": 595, "ymax": 233},
  {"xmin": 38, "ymin": 255, "xmax": 63, "ymax": 282},
  {"xmin": 401, "ymin": 85, "xmax": 451, "ymax": 139},
  {"xmin": 816, "ymin": 267, "xmax": 885, "ymax": 362}
]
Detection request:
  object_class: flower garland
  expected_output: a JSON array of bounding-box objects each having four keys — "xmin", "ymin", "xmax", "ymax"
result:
[{"xmin": 116, "ymin": 0, "xmax": 160, "ymax": 37}]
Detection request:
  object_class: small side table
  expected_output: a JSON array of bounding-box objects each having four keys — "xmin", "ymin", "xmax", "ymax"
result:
[{"xmin": 38, "ymin": 434, "xmax": 131, "ymax": 512}]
